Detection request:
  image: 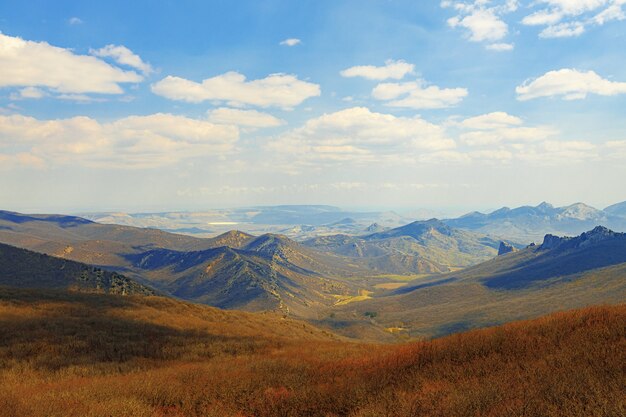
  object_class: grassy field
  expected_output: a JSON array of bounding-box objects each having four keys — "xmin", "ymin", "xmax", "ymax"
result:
[{"xmin": 0, "ymin": 287, "xmax": 623, "ymax": 416}]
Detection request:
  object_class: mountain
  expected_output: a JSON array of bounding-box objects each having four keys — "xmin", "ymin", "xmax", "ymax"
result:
[
  {"xmin": 327, "ymin": 226, "xmax": 626, "ymax": 339},
  {"xmin": 122, "ymin": 233, "xmax": 371, "ymax": 317},
  {"xmin": 604, "ymin": 200, "xmax": 626, "ymax": 218},
  {"xmin": 0, "ymin": 242, "xmax": 155, "ymax": 295},
  {"xmin": 445, "ymin": 202, "xmax": 626, "ymax": 243},
  {"xmin": 0, "ymin": 211, "xmax": 365, "ymax": 317},
  {"xmin": 81, "ymin": 205, "xmax": 413, "ymax": 240},
  {"xmin": 304, "ymin": 219, "xmax": 501, "ymax": 275}
]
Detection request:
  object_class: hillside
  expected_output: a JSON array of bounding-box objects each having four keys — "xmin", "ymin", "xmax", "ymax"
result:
[
  {"xmin": 0, "ymin": 211, "xmax": 368, "ymax": 317},
  {"xmin": 0, "ymin": 291, "xmax": 622, "ymax": 416},
  {"xmin": 328, "ymin": 226, "xmax": 626, "ymax": 339},
  {"xmin": 123, "ymin": 238, "xmax": 359, "ymax": 317},
  {"xmin": 0, "ymin": 242, "xmax": 155, "ymax": 296},
  {"xmin": 445, "ymin": 201, "xmax": 626, "ymax": 243},
  {"xmin": 304, "ymin": 219, "xmax": 500, "ymax": 274}
]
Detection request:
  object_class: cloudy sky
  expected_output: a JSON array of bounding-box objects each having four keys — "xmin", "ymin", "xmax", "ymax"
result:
[{"xmin": 1, "ymin": 0, "xmax": 626, "ymax": 213}]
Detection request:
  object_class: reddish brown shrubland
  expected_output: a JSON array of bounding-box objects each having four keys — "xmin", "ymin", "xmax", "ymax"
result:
[{"xmin": 0, "ymin": 287, "xmax": 624, "ymax": 417}]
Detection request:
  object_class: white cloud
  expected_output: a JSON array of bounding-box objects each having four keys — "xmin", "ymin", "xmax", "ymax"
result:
[
  {"xmin": 459, "ymin": 111, "xmax": 557, "ymax": 146},
  {"xmin": 516, "ymin": 69, "xmax": 626, "ymax": 101},
  {"xmin": 151, "ymin": 71, "xmax": 320, "ymax": 108},
  {"xmin": 340, "ymin": 60, "xmax": 415, "ymax": 80},
  {"xmin": 90, "ymin": 44, "xmax": 153, "ymax": 74},
  {"xmin": 461, "ymin": 112, "xmax": 523, "ymax": 130},
  {"xmin": 267, "ymin": 107, "xmax": 455, "ymax": 164},
  {"xmin": 443, "ymin": 1, "xmax": 517, "ymax": 48},
  {"xmin": 444, "ymin": 1, "xmax": 624, "ymax": 42},
  {"xmin": 10, "ymin": 87, "xmax": 47, "ymax": 100},
  {"xmin": 539, "ymin": 21, "xmax": 586, "ymax": 37},
  {"xmin": 0, "ymin": 32, "xmax": 143, "ymax": 95},
  {"xmin": 0, "ymin": 113, "xmax": 238, "ymax": 168},
  {"xmin": 280, "ymin": 38, "xmax": 301, "ymax": 46},
  {"xmin": 448, "ymin": 9, "xmax": 509, "ymax": 41},
  {"xmin": 460, "ymin": 126, "xmax": 557, "ymax": 146},
  {"xmin": 207, "ymin": 108, "xmax": 285, "ymax": 128},
  {"xmin": 68, "ymin": 17, "xmax": 83, "ymax": 25},
  {"xmin": 372, "ymin": 79, "xmax": 468, "ymax": 109},
  {"xmin": 521, "ymin": 0, "xmax": 626, "ymax": 38},
  {"xmin": 485, "ymin": 42, "xmax": 514, "ymax": 51}
]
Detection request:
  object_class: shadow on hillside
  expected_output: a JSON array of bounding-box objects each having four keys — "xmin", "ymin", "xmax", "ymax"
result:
[
  {"xmin": 483, "ymin": 240, "xmax": 626, "ymax": 290},
  {"xmin": 0, "ymin": 288, "xmax": 270, "ymax": 371}
]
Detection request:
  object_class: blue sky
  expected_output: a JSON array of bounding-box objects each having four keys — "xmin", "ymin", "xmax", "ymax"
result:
[{"xmin": 1, "ymin": 0, "xmax": 626, "ymax": 213}]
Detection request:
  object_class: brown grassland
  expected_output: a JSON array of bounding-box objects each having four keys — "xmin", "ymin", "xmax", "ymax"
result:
[{"xmin": 0, "ymin": 287, "xmax": 624, "ymax": 417}]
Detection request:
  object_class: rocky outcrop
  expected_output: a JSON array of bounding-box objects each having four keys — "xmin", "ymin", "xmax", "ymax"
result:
[
  {"xmin": 498, "ymin": 241, "xmax": 517, "ymax": 255},
  {"xmin": 541, "ymin": 226, "xmax": 624, "ymax": 251}
]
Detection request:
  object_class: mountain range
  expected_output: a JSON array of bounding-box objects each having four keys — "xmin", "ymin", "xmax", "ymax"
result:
[
  {"xmin": 444, "ymin": 201, "xmax": 626, "ymax": 243},
  {"xmin": 1, "ymin": 207, "xmax": 624, "ymax": 341},
  {"xmin": 0, "ymin": 210, "xmax": 505, "ymax": 318}
]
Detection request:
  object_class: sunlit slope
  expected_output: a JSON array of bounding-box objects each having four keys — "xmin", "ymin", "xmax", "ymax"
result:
[
  {"xmin": 0, "ymin": 291, "xmax": 622, "ymax": 416},
  {"xmin": 0, "ymin": 242, "xmax": 155, "ymax": 295}
]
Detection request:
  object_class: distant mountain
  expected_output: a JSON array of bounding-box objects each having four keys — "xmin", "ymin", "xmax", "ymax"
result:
[
  {"xmin": 304, "ymin": 219, "xmax": 501, "ymax": 274},
  {"xmin": 604, "ymin": 200, "xmax": 626, "ymax": 218},
  {"xmin": 0, "ymin": 242, "xmax": 155, "ymax": 295},
  {"xmin": 81, "ymin": 206, "xmax": 412, "ymax": 239},
  {"xmin": 444, "ymin": 202, "xmax": 626, "ymax": 243}
]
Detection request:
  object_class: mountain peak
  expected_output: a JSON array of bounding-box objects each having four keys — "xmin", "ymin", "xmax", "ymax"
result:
[
  {"xmin": 541, "ymin": 226, "xmax": 623, "ymax": 251},
  {"xmin": 536, "ymin": 202, "xmax": 554, "ymax": 211}
]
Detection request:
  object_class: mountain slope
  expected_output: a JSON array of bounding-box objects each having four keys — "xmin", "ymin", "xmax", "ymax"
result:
[
  {"xmin": 604, "ymin": 200, "xmax": 626, "ymax": 218},
  {"xmin": 0, "ymin": 242, "xmax": 155, "ymax": 295},
  {"xmin": 122, "ymin": 234, "xmax": 362, "ymax": 317},
  {"xmin": 304, "ymin": 219, "xmax": 500, "ymax": 274},
  {"xmin": 1, "ymin": 292, "xmax": 623, "ymax": 416},
  {"xmin": 327, "ymin": 226, "xmax": 626, "ymax": 339}
]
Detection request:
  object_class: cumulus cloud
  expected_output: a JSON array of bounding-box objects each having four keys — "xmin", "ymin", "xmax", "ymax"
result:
[
  {"xmin": 460, "ymin": 112, "xmax": 523, "ymax": 130},
  {"xmin": 443, "ymin": 1, "xmax": 624, "ymax": 42},
  {"xmin": 449, "ymin": 110, "xmax": 600, "ymax": 164},
  {"xmin": 68, "ymin": 17, "xmax": 83, "ymax": 25},
  {"xmin": 372, "ymin": 79, "xmax": 468, "ymax": 109},
  {"xmin": 516, "ymin": 68, "xmax": 626, "ymax": 101},
  {"xmin": 90, "ymin": 44, "xmax": 153, "ymax": 74},
  {"xmin": 521, "ymin": 0, "xmax": 626, "ymax": 38},
  {"xmin": 442, "ymin": 1, "xmax": 517, "ymax": 49},
  {"xmin": 267, "ymin": 107, "xmax": 455, "ymax": 164},
  {"xmin": 0, "ymin": 113, "xmax": 238, "ymax": 169},
  {"xmin": 0, "ymin": 32, "xmax": 143, "ymax": 96},
  {"xmin": 340, "ymin": 60, "xmax": 415, "ymax": 80},
  {"xmin": 151, "ymin": 71, "xmax": 320, "ymax": 108},
  {"xmin": 459, "ymin": 111, "xmax": 557, "ymax": 146},
  {"xmin": 280, "ymin": 38, "xmax": 301, "ymax": 46},
  {"xmin": 207, "ymin": 108, "xmax": 285, "ymax": 128}
]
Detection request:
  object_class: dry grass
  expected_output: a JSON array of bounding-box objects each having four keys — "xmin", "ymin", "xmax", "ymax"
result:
[{"xmin": 0, "ymin": 287, "xmax": 624, "ymax": 417}]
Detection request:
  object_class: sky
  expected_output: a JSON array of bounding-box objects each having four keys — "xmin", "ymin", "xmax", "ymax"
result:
[{"xmin": 1, "ymin": 0, "xmax": 626, "ymax": 213}]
